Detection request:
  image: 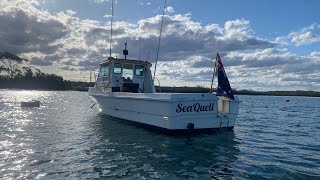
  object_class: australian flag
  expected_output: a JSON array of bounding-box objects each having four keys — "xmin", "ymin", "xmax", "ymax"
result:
[{"xmin": 215, "ymin": 53, "xmax": 235, "ymax": 100}]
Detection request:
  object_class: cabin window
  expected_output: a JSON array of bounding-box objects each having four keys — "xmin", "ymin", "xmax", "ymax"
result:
[
  {"xmin": 123, "ymin": 64, "xmax": 133, "ymax": 80},
  {"xmin": 114, "ymin": 63, "xmax": 122, "ymax": 74},
  {"xmin": 99, "ymin": 65, "xmax": 109, "ymax": 77},
  {"xmin": 135, "ymin": 65, "xmax": 144, "ymax": 76}
]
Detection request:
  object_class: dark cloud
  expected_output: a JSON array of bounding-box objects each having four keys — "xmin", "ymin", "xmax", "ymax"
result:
[
  {"xmin": 0, "ymin": 8, "xmax": 67, "ymax": 54},
  {"xmin": 84, "ymin": 27, "xmax": 109, "ymax": 45},
  {"xmin": 136, "ymin": 15, "xmax": 275, "ymax": 62},
  {"xmin": 280, "ymin": 60, "xmax": 320, "ymax": 74},
  {"xmin": 30, "ymin": 57, "xmax": 53, "ymax": 66}
]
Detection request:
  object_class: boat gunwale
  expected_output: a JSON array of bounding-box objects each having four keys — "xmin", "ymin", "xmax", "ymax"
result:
[{"xmin": 89, "ymin": 92, "xmax": 219, "ymax": 102}]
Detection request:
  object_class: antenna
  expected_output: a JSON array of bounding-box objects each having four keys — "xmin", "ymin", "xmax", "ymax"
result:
[
  {"xmin": 109, "ymin": 0, "xmax": 114, "ymax": 58},
  {"xmin": 153, "ymin": 0, "xmax": 166, "ymax": 80},
  {"xmin": 123, "ymin": 41, "xmax": 128, "ymax": 60}
]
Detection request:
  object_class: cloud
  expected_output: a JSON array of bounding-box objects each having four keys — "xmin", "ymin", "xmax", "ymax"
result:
[
  {"xmin": 90, "ymin": 0, "xmax": 110, "ymax": 4},
  {"xmin": 276, "ymin": 23, "xmax": 320, "ymax": 46},
  {"xmin": 0, "ymin": 0, "xmax": 319, "ymax": 90},
  {"xmin": 165, "ymin": 6, "xmax": 175, "ymax": 13},
  {"xmin": 30, "ymin": 57, "xmax": 54, "ymax": 66},
  {"xmin": 137, "ymin": 16, "xmax": 274, "ymax": 62},
  {"xmin": 290, "ymin": 31, "xmax": 320, "ymax": 46},
  {"xmin": 168, "ymin": 47, "xmax": 320, "ymax": 91},
  {"xmin": 0, "ymin": 1, "xmax": 274, "ymax": 69},
  {"xmin": 224, "ymin": 48, "xmax": 301, "ymax": 68},
  {"xmin": 137, "ymin": 1, "xmax": 152, "ymax": 6},
  {"xmin": 66, "ymin": 10, "xmax": 77, "ymax": 16},
  {"xmin": 274, "ymin": 37, "xmax": 289, "ymax": 45},
  {"xmin": 103, "ymin": 14, "xmax": 112, "ymax": 18},
  {"xmin": 57, "ymin": 65, "xmax": 79, "ymax": 71},
  {"xmin": 0, "ymin": 0, "xmax": 67, "ymax": 55}
]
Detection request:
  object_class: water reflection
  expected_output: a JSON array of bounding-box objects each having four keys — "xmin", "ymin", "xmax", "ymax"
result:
[
  {"xmin": 0, "ymin": 90, "xmax": 52, "ymax": 179},
  {"xmin": 89, "ymin": 114, "xmax": 241, "ymax": 179},
  {"xmin": 3, "ymin": 91, "xmax": 318, "ymax": 179}
]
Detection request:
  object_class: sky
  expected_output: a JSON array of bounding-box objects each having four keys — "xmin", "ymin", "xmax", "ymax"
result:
[{"xmin": 0, "ymin": 0, "xmax": 320, "ymax": 91}]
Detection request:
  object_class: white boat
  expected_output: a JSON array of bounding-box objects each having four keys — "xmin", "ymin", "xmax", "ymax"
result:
[
  {"xmin": 88, "ymin": 0, "xmax": 239, "ymax": 133},
  {"xmin": 88, "ymin": 54, "xmax": 240, "ymax": 133}
]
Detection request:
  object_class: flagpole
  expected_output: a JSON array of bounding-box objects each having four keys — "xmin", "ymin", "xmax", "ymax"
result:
[{"xmin": 210, "ymin": 53, "xmax": 218, "ymax": 93}]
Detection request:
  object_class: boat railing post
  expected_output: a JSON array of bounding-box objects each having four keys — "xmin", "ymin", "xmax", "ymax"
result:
[
  {"xmin": 94, "ymin": 72, "xmax": 97, "ymax": 82},
  {"xmin": 155, "ymin": 77, "xmax": 161, "ymax": 93}
]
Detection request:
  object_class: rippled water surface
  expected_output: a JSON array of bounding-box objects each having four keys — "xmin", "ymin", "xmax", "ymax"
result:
[{"xmin": 0, "ymin": 90, "xmax": 319, "ymax": 179}]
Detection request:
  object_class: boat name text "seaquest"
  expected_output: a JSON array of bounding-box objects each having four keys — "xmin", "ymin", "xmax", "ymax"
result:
[{"xmin": 176, "ymin": 103, "xmax": 214, "ymax": 113}]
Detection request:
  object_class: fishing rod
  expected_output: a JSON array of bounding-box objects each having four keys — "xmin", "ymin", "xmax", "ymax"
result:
[
  {"xmin": 109, "ymin": 0, "xmax": 114, "ymax": 58},
  {"xmin": 153, "ymin": 0, "xmax": 166, "ymax": 80}
]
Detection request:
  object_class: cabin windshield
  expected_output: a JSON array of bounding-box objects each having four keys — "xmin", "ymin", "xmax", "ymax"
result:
[
  {"xmin": 114, "ymin": 63, "xmax": 122, "ymax": 74},
  {"xmin": 123, "ymin": 63, "xmax": 133, "ymax": 81},
  {"xmin": 99, "ymin": 65, "xmax": 109, "ymax": 77}
]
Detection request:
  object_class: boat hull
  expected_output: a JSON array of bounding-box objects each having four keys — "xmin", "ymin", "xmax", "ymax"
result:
[
  {"xmin": 89, "ymin": 90, "xmax": 240, "ymax": 132},
  {"xmin": 100, "ymin": 113, "xmax": 235, "ymax": 134}
]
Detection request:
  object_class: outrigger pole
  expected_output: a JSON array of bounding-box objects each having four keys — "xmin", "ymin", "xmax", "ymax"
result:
[
  {"xmin": 109, "ymin": 0, "xmax": 114, "ymax": 58},
  {"xmin": 153, "ymin": 0, "xmax": 166, "ymax": 80}
]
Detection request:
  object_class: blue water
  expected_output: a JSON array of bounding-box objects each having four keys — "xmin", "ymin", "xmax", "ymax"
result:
[{"xmin": 0, "ymin": 90, "xmax": 319, "ymax": 179}]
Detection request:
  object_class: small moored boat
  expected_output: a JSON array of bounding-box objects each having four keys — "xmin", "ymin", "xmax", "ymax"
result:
[{"xmin": 21, "ymin": 100, "xmax": 41, "ymax": 107}]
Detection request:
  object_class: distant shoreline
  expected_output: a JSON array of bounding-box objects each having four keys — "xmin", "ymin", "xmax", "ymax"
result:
[
  {"xmin": 157, "ymin": 86, "xmax": 320, "ymax": 97},
  {"xmin": 1, "ymin": 69, "xmax": 319, "ymax": 97}
]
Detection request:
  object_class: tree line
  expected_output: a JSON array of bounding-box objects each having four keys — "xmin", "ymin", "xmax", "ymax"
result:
[
  {"xmin": 157, "ymin": 86, "xmax": 320, "ymax": 97},
  {"xmin": 0, "ymin": 52, "xmax": 93, "ymax": 90},
  {"xmin": 0, "ymin": 71, "xmax": 94, "ymax": 91}
]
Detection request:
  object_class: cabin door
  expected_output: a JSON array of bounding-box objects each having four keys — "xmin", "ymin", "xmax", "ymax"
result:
[
  {"xmin": 133, "ymin": 65, "xmax": 145, "ymax": 92},
  {"xmin": 112, "ymin": 63, "xmax": 123, "ymax": 91}
]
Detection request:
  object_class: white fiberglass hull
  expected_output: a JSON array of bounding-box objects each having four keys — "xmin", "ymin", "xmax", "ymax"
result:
[{"xmin": 89, "ymin": 88, "xmax": 240, "ymax": 133}]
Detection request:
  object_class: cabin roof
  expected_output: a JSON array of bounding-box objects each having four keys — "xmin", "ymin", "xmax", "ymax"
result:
[{"xmin": 100, "ymin": 57, "xmax": 152, "ymax": 66}]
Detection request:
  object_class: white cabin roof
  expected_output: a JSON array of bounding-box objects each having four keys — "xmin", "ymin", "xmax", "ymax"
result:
[{"xmin": 100, "ymin": 57, "xmax": 152, "ymax": 66}]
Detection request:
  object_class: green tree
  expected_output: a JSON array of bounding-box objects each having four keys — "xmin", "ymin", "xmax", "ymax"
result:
[{"xmin": 0, "ymin": 52, "xmax": 28, "ymax": 78}]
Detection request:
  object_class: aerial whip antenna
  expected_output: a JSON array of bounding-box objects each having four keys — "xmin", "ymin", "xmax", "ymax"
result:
[
  {"xmin": 109, "ymin": 0, "xmax": 114, "ymax": 58},
  {"xmin": 153, "ymin": 0, "xmax": 166, "ymax": 80}
]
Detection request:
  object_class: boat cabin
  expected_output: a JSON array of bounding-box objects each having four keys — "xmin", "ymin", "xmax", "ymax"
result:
[{"xmin": 95, "ymin": 57, "xmax": 156, "ymax": 93}]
